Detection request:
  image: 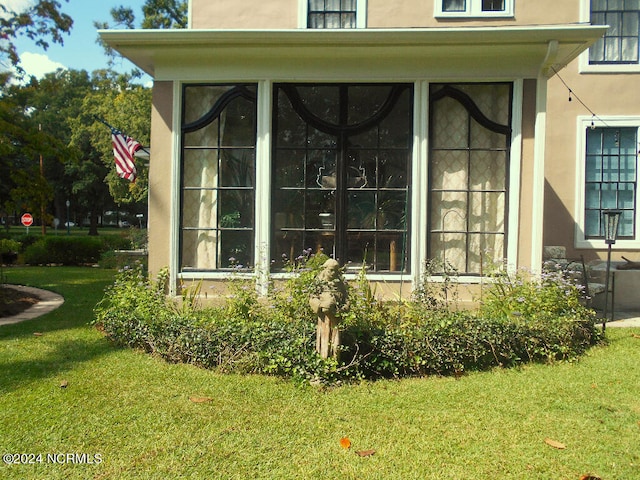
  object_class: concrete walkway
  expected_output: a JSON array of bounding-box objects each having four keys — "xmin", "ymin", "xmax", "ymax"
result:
[
  {"xmin": 599, "ymin": 311, "xmax": 640, "ymax": 328},
  {"xmin": 0, "ymin": 285, "xmax": 64, "ymax": 326}
]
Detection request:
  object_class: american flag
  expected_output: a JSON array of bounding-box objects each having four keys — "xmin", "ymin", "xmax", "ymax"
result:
[{"xmin": 112, "ymin": 129, "xmax": 141, "ymax": 182}]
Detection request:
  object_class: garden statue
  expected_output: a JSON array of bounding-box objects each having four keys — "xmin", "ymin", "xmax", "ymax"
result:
[{"xmin": 309, "ymin": 259, "xmax": 347, "ymax": 359}]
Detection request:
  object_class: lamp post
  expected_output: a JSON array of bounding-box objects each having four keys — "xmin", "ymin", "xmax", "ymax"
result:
[
  {"xmin": 65, "ymin": 200, "xmax": 70, "ymax": 236},
  {"xmin": 602, "ymin": 209, "xmax": 622, "ymax": 332}
]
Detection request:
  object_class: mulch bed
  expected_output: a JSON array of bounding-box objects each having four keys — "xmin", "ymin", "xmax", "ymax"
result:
[{"xmin": 0, "ymin": 286, "xmax": 40, "ymax": 318}]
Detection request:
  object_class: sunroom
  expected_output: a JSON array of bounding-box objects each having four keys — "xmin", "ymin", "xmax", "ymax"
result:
[{"xmin": 100, "ymin": 25, "xmax": 606, "ymax": 297}]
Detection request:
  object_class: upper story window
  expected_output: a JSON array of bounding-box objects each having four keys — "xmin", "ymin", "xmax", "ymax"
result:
[
  {"xmin": 302, "ymin": 0, "xmax": 366, "ymax": 28},
  {"xmin": 436, "ymin": 0, "xmax": 514, "ymax": 17},
  {"xmin": 589, "ymin": 0, "xmax": 640, "ymax": 65}
]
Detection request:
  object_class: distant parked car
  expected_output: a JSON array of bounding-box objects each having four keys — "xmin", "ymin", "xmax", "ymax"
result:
[{"xmin": 64, "ymin": 221, "xmax": 75, "ymax": 227}]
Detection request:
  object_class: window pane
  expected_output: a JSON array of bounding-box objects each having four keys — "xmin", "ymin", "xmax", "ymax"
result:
[
  {"xmin": 348, "ymin": 191, "xmax": 376, "ymax": 229},
  {"xmin": 618, "ymin": 183, "xmax": 635, "ymax": 209},
  {"xmin": 220, "ymin": 150, "xmax": 254, "ymax": 187},
  {"xmin": 585, "ymin": 210, "xmax": 601, "ymax": 237},
  {"xmin": 482, "ymin": 0, "xmax": 504, "ymax": 12},
  {"xmin": 586, "ymin": 183, "xmax": 601, "ymax": 209},
  {"xmin": 619, "ymin": 211, "xmax": 634, "ymax": 236},
  {"xmin": 378, "ymin": 191, "xmax": 407, "ymax": 230},
  {"xmin": 586, "ymin": 155, "xmax": 602, "ymax": 182},
  {"xmin": 622, "ymin": 36, "xmax": 639, "ymax": 62},
  {"xmin": 443, "ymin": 0, "xmax": 466, "ymax": 12},
  {"xmin": 220, "ymin": 230, "xmax": 253, "ymax": 268},
  {"xmin": 273, "ymin": 150, "xmax": 305, "ymax": 188}
]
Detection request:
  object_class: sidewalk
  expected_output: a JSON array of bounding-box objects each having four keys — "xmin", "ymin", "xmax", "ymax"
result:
[
  {"xmin": 598, "ymin": 311, "xmax": 640, "ymax": 328},
  {"xmin": 0, "ymin": 285, "xmax": 64, "ymax": 326}
]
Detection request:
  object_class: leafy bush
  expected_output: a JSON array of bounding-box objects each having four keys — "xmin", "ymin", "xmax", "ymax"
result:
[
  {"xmin": 23, "ymin": 236, "xmax": 107, "ymax": 265},
  {"xmin": 94, "ymin": 259, "xmax": 602, "ymax": 385},
  {"xmin": 0, "ymin": 239, "xmax": 21, "ymax": 264}
]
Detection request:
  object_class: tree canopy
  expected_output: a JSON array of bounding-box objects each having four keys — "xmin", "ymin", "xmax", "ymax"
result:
[
  {"xmin": 0, "ymin": 0, "xmax": 73, "ymax": 73},
  {"xmin": 1, "ymin": 69, "xmax": 151, "ymax": 234}
]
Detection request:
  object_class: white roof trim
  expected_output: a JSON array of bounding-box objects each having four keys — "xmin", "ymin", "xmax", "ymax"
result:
[{"xmin": 100, "ymin": 25, "xmax": 607, "ymax": 80}]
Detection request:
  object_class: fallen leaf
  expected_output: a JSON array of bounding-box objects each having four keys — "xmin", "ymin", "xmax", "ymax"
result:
[
  {"xmin": 579, "ymin": 474, "xmax": 602, "ymax": 480},
  {"xmin": 356, "ymin": 449, "xmax": 376, "ymax": 457},
  {"xmin": 33, "ymin": 332, "xmax": 43, "ymax": 337},
  {"xmin": 544, "ymin": 438, "xmax": 566, "ymax": 450},
  {"xmin": 631, "ymin": 334, "xmax": 640, "ymax": 339},
  {"xmin": 60, "ymin": 380, "xmax": 68, "ymax": 388},
  {"xmin": 339, "ymin": 437, "xmax": 351, "ymax": 449},
  {"xmin": 189, "ymin": 396, "xmax": 213, "ymax": 403}
]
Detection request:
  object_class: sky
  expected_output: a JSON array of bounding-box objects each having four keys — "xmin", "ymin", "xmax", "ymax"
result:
[{"xmin": 8, "ymin": 0, "xmax": 149, "ymax": 81}]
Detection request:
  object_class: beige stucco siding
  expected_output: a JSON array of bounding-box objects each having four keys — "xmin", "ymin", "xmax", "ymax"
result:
[
  {"xmin": 191, "ymin": 0, "xmax": 298, "ymax": 29},
  {"xmin": 191, "ymin": 0, "xmax": 580, "ymax": 30},
  {"xmin": 545, "ymin": 61, "xmax": 640, "ymax": 261},
  {"xmin": 148, "ymin": 81, "xmax": 174, "ymax": 278}
]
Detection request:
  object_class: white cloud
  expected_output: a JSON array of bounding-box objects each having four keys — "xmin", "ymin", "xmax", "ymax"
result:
[
  {"xmin": 16, "ymin": 51, "xmax": 66, "ymax": 79},
  {"xmin": 1, "ymin": 0, "xmax": 35, "ymax": 16}
]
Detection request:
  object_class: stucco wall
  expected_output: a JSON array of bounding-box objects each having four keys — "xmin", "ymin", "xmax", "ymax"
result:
[
  {"xmin": 545, "ymin": 60, "xmax": 640, "ymax": 261},
  {"xmin": 190, "ymin": 0, "xmax": 298, "ymax": 29},
  {"xmin": 368, "ymin": 0, "xmax": 579, "ymax": 28},
  {"xmin": 190, "ymin": 0, "xmax": 580, "ymax": 29},
  {"xmin": 148, "ymin": 81, "xmax": 174, "ymax": 278}
]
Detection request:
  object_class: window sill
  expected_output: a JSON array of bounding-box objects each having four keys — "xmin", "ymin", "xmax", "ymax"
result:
[
  {"xmin": 579, "ymin": 62, "xmax": 640, "ymax": 74},
  {"xmin": 575, "ymin": 239, "xmax": 640, "ymax": 249}
]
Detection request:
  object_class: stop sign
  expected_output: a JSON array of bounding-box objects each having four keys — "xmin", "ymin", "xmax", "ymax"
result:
[{"xmin": 21, "ymin": 213, "xmax": 34, "ymax": 227}]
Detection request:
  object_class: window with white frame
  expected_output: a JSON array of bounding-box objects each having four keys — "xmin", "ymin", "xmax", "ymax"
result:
[
  {"xmin": 589, "ymin": 0, "xmax": 640, "ymax": 65},
  {"xmin": 436, "ymin": 0, "xmax": 513, "ymax": 17},
  {"xmin": 583, "ymin": 125, "xmax": 638, "ymax": 240},
  {"xmin": 428, "ymin": 83, "xmax": 512, "ymax": 275},
  {"xmin": 180, "ymin": 84, "xmax": 258, "ymax": 271},
  {"xmin": 302, "ymin": 0, "xmax": 366, "ymax": 28},
  {"xmin": 308, "ymin": 0, "xmax": 357, "ymax": 28}
]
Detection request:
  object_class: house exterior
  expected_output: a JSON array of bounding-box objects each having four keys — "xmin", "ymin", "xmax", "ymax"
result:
[{"xmin": 101, "ymin": 1, "xmax": 635, "ymax": 301}]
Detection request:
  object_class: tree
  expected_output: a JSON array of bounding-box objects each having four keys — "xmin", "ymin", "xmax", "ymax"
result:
[
  {"xmin": 1, "ymin": 69, "xmax": 151, "ymax": 235},
  {"xmin": 0, "ymin": 0, "xmax": 73, "ymax": 73},
  {"xmin": 95, "ymin": 0, "xmax": 187, "ymax": 69}
]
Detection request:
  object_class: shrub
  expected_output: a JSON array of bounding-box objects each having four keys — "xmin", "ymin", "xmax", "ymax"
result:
[
  {"xmin": 21, "ymin": 236, "xmax": 130, "ymax": 266},
  {"xmin": 0, "ymin": 239, "xmax": 21, "ymax": 264},
  {"xmin": 94, "ymin": 260, "xmax": 602, "ymax": 385}
]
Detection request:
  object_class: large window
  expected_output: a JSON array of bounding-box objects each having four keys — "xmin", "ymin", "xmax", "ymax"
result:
[
  {"xmin": 428, "ymin": 84, "xmax": 512, "ymax": 275},
  {"xmin": 271, "ymin": 83, "xmax": 413, "ymax": 273},
  {"xmin": 584, "ymin": 126, "xmax": 638, "ymax": 239},
  {"xmin": 590, "ymin": 0, "xmax": 640, "ymax": 64},
  {"xmin": 180, "ymin": 84, "xmax": 257, "ymax": 271},
  {"xmin": 436, "ymin": 0, "xmax": 513, "ymax": 17},
  {"xmin": 307, "ymin": 0, "xmax": 357, "ymax": 28}
]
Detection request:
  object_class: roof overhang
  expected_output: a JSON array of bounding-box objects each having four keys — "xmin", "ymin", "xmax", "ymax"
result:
[{"xmin": 100, "ymin": 25, "xmax": 607, "ymax": 81}]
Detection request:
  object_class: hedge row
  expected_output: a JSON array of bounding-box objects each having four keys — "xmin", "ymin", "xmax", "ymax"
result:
[
  {"xmin": 21, "ymin": 236, "xmax": 131, "ymax": 266},
  {"xmin": 94, "ymin": 266, "xmax": 601, "ymax": 384}
]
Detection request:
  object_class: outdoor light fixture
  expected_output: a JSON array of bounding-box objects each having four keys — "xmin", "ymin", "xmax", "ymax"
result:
[{"xmin": 602, "ymin": 209, "xmax": 622, "ymax": 332}]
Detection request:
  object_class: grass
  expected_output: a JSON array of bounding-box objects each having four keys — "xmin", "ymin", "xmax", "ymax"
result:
[{"xmin": 0, "ymin": 266, "xmax": 639, "ymax": 479}]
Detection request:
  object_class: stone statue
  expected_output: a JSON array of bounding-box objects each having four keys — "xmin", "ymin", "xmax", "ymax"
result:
[{"xmin": 309, "ymin": 259, "xmax": 347, "ymax": 359}]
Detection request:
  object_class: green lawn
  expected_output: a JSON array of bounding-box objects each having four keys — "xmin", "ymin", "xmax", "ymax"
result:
[{"xmin": 0, "ymin": 267, "xmax": 638, "ymax": 479}]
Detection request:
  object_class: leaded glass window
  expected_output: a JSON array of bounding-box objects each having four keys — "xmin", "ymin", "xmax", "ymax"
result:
[
  {"xmin": 180, "ymin": 84, "xmax": 257, "ymax": 271},
  {"xmin": 272, "ymin": 83, "xmax": 413, "ymax": 272},
  {"xmin": 585, "ymin": 127, "xmax": 637, "ymax": 238},
  {"xmin": 428, "ymin": 83, "xmax": 512, "ymax": 275},
  {"xmin": 590, "ymin": 0, "xmax": 640, "ymax": 64}
]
